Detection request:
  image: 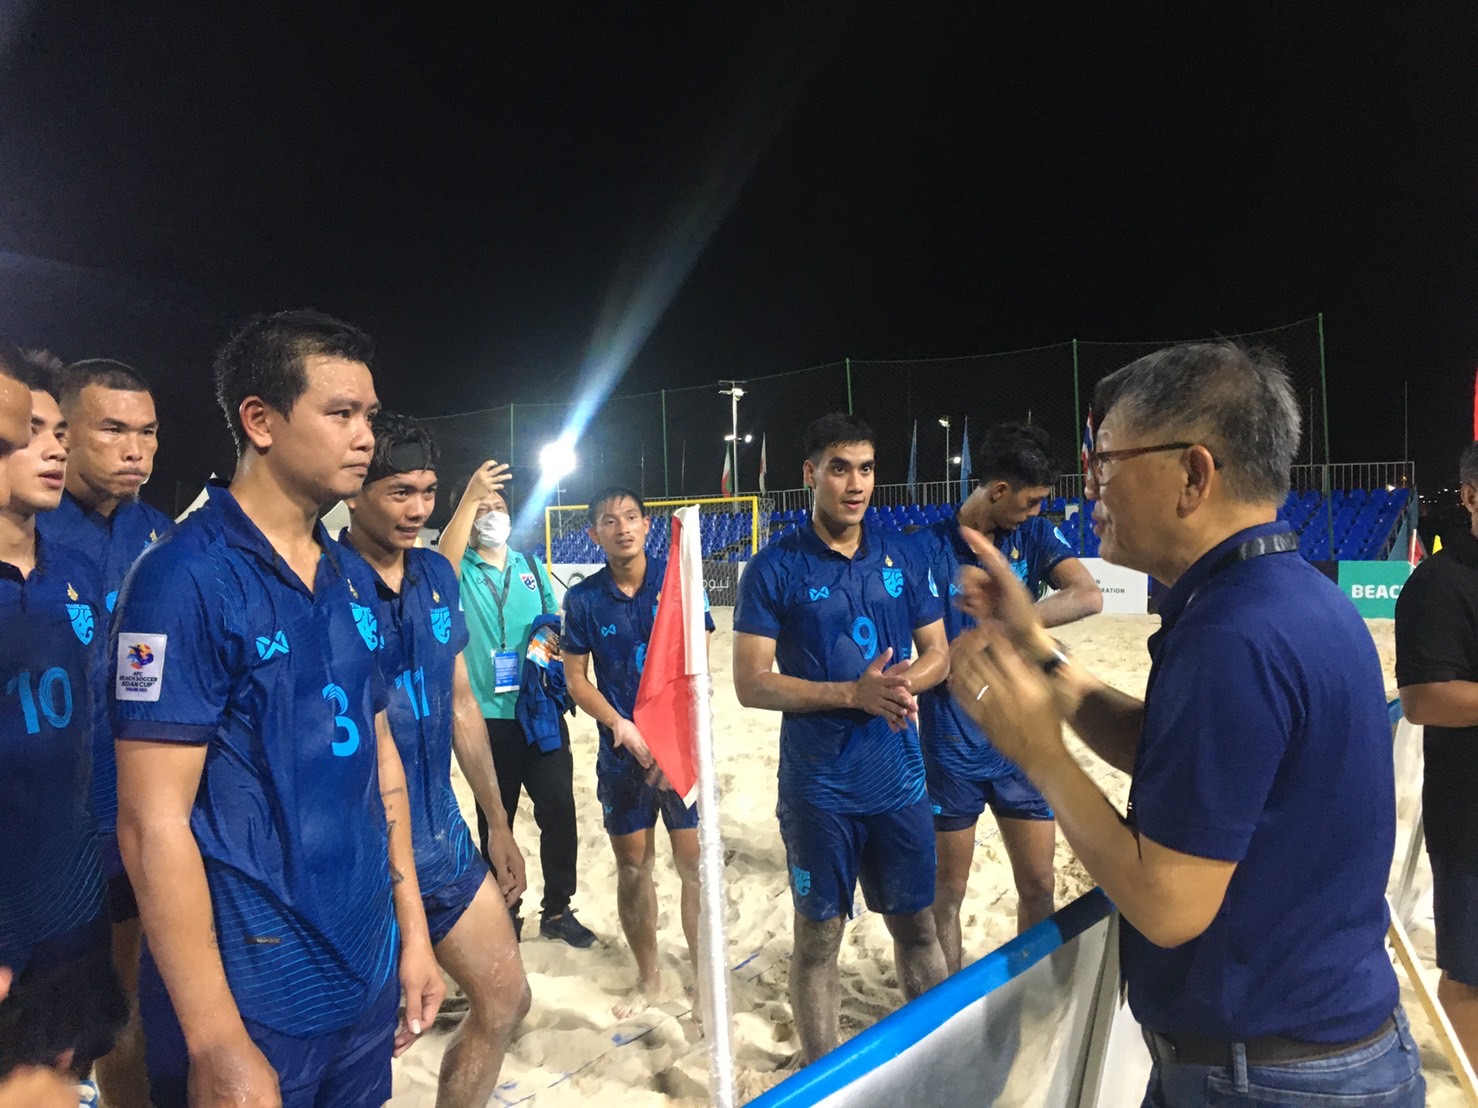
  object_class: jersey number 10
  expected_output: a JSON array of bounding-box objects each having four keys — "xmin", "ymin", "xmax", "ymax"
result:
[{"xmin": 6, "ymin": 668, "xmax": 74, "ymax": 734}]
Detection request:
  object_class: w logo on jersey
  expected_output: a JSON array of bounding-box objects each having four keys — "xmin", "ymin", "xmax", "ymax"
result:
[
  {"xmin": 599, "ymin": 624, "xmax": 617, "ymax": 637},
  {"xmin": 255, "ymin": 631, "xmax": 290, "ymax": 660},
  {"xmin": 881, "ymin": 566, "xmax": 904, "ymax": 598},
  {"xmin": 807, "ymin": 586, "xmax": 829, "ymax": 602},
  {"xmin": 430, "ymin": 606, "xmax": 452, "ymax": 645},
  {"xmin": 66, "ymin": 603, "xmax": 95, "ymax": 644},
  {"xmin": 351, "ymin": 603, "xmax": 380, "ymax": 651}
]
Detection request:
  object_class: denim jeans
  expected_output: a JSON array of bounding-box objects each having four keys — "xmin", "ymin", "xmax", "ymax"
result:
[{"xmin": 1140, "ymin": 1008, "xmax": 1425, "ymax": 1107}]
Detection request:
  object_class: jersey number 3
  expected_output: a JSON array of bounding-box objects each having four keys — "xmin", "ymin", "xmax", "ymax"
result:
[{"xmin": 321, "ymin": 683, "xmax": 361, "ymax": 757}]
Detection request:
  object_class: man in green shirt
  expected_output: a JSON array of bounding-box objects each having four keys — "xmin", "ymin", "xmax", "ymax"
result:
[{"xmin": 442, "ymin": 462, "xmax": 595, "ymax": 947}]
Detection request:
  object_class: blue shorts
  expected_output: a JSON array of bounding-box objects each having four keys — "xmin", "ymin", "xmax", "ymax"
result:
[
  {"xmin": 1431, "ymin": 854, "xmax": 1478, "ymax": 987},
  {"xmin": 598, "ymin": 761, "xmax": 699, "ymax": 837},
  {"xmin": 424, "ymin": 858, "xmax": 491, "ymax": 946},
  {"xmin": 925, "ymin": 756, "xmax": 1053, "ymax": 832},
  {"xmin": 777, "ymin": 796, "xmax": 936, "ymax": 921},
  {"xmin": 140, "ymin": 946, "xmax": 397, "ymax": 1108}
]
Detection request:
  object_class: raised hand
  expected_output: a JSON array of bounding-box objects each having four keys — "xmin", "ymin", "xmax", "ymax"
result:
[
  {"xmin": 463, "ymin": 459, "xmax": 511, "ymax": 503},
  {"xmin": 948, "ymin": 628, "xmax": 1065, "ymax": 775},
  {"xmin": 955, "ymin": 526, "xmax": 1055, "ymax": 658}
]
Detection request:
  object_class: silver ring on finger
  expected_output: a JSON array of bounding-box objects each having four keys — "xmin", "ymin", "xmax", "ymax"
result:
[{"xmin": 975, "ymin": 684, "xmax": 990, "ymax": 701}]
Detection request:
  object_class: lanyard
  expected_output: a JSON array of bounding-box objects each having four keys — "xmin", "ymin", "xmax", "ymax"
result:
[{"xmin": 473, "ymin": 558, "xmax": 516, "ymax": 651}]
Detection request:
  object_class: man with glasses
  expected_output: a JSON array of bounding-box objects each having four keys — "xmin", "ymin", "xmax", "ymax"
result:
[
  {"xmin": 910, "ymin": 422, "xmax": 1100, "ymax": 970},
  {"xmin": 1395, "ymin": 441, "xmax": 1478, "ymax": 1066},
  {"xmin": 946, "ymin": 343, "xmax": 1420, "ymax": 1106}
]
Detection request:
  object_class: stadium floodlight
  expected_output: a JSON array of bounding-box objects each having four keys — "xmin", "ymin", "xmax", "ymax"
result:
[
  {"xmin": 540, "ymin": 438, "xmax": 577, "ymax": 480},
  {"xmin": 939, "ymin": 417, "xmax": 952, "ymax": 479},
  {"xmin": 724, "ymin": 433, "xmax": 753, "ymax": 443},
  {"xmin": 951, "ymin": 455, "xmax": 962, "ymax": 465}
]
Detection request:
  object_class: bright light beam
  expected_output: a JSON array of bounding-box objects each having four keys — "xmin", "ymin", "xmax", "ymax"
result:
[{"xmin": 514, "ymin": 20, "xmax": 826, "ymax": 541}]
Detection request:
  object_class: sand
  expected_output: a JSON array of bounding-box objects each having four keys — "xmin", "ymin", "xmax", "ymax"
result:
[{"xmin": 387, "ymin": 612, "xmax": 1466, "ymax": 1106}]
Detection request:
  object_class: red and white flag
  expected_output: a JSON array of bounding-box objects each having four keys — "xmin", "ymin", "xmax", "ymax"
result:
[
  {"xmin": 1409, "ymin": 527, "xmax": 1428, "ymax": 567},
  {"xmin": 758, "ymin": 434, "xmax": 768, "ymax": 494},
  {"xmin": 720, "ymin": 447, "xmax": 732, "ymax": 497},
  {"xmin": 633, "ymin": 505, "xmax": 707, "ymax": 805}
]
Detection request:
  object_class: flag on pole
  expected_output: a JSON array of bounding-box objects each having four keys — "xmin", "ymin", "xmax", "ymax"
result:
[
  {"xmin": 720, "ymin": 446, "xmax": 732, "ymax": 497},
  {"xmin": 1081, "ymin": 410, "xmax": 1096, "ymax": 480},
  {"xmin": 906, "ymin": 420, "xmax": 918, "ymax": 499},
  {"xmin": 958, "ymin": 416, "xmax": 972, "ymax": 501},
  {"xmin": 1409, "ymin": 528, "xmax": 1428, "ymax": 567},
  {"xmin": 758, "ymin": 434, "xmax": 768, "ymax": 494},
  {"xmin": 633, "ymin": 506, "xmax": 705, "ymax": 804}
]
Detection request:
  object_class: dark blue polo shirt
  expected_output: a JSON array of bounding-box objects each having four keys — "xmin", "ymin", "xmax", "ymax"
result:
[
  {"xmin": 0, "ymin": 535, "xmax": 106, "ymax": 973},
  {"xmin": 562, "ymin": 558, "xmax": 715, "ymax": 780},
  {"xmin": 339, "ymin": 536, "xmax": 479, "ymax": 897},
  {"xmin": 913, "ymin": 515, "xmax": 1074, "ymax": 781},
  {"xmin": 111, "ymin": 484, "xmax": 397, "ymax": 1036},
  {"xmin": 1123, "ymin": 520, "xmax": 1398, "ymax": 1042},
  {"xmin": 734, "ymin": 521, "xmax": 945, "ymax": 814},
  {"xmin": 37, "ymin": 491, "xmax": 172, "ymax": 845}
]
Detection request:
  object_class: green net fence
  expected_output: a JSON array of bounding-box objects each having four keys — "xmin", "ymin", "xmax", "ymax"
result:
[{"xmin": 421, "ymin": 316, "xmax": 1331, "ymax": 540}]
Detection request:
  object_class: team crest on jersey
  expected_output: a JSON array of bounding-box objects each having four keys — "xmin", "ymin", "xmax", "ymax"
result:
[
  {"xmin": 350, "ymin": 602, "xmax": 379, "ymax": 651},
  {"xmin": 881, "ymin": 562, "xmax": 904, "ymax": 598},
  {"xmin": 1053, "ymin": 526, "xmax": 1067, "ymax": 546},
  {"xmin": 430, "ymin": 606, "xmax": 452, "ymax": 645},
  {"xmin": 635, "ymin": 642, "xmax": 647, "ymax": 674},
  {"xmin": 66, "ymin": 599, "xmax": 95, "ymax": 644},
  {"xmin": 520, "ymin": 572, "xmax": 537, "ymax": 592}
]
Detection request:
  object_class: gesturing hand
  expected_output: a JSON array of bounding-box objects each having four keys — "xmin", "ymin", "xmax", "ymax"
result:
[
  {"xmin": 851, "ymin": 648, "xmax": 917, "ymax": 732},
  {"xmin": 955, "ymin": 526, "xmax": 1056, "ymax": 659},
  {"xmin": 463, "ymin": 460, "xmax": 511, "ymax": 503},
  {"xmin": 948, "ymin": 628, "xmax": 1065, "ymax": 775},
  {"xmin": 393, "ymin": 935, "xmax": 446, "ymax": 1058}
]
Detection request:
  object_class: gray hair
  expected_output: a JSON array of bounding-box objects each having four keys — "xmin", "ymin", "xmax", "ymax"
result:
[
  {"xmin": 1092, "ymin": 342, "xmax": 1301, "ymax": 504},
  {"xmin": 1458, "ymin": 442, "xmax": 1478, "ymax": 487}
]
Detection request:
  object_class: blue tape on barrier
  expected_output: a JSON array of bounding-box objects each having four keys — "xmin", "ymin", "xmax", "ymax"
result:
[{"xmin": 748, "ymin": 887, "xmax": 1114, "ymax": 1108}]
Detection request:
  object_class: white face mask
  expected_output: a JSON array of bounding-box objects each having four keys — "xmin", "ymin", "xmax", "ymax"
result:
[{"xmin": 475, "ymin": 510, "xmax": 512, "ymax": 548}]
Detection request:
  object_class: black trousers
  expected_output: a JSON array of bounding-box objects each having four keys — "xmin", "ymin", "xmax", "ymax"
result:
[{"xmin": 477, "ymin": 715, "xmax": 577, "ymax": 918}]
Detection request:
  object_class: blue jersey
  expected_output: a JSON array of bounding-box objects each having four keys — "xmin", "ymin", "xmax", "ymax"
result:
[
  {"xmin": 0, "ymin": 535, "xmax": 106, "ymax": 972},
  {"xmin": 111, "ymin": 484, "xmax": 396, "ymax": 1036},
  {"xmin": 562, "ymin": 558, "xmax": 715, "ymax": 779},
  {"xmin": 914, "ymin": 515, "xmax": 1074, "ymax": 780},
  {"xmin": 339, "ymin": 537, "xmax": 479, "ymax": 897},
  {"xmin": 37, "ymin": 492, "xmax": 172, "ymax": 842},
  {"xmin": 734, "ymin": 522, "xmax": 945, "ymax": 815}
]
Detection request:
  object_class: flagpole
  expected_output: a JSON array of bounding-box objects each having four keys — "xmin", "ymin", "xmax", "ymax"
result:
[{"xmin": 679, "ymin": 506, "xmax": 735, "ymax": 1105}]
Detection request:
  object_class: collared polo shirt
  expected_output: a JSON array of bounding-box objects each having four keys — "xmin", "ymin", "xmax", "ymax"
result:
[
  {"xmin": 112, "ymin": 483, "xmax": 396, "ymax": 1036},
  {"xmin": 1123, "ymin": 520, "xmax": 1398, "ymax": 1043},
  {"xmin": 1395, "ymin": 526, "xmax": 1478, "ymax": 864},
  {"xmin": 339, "ymin": 535, "xmax": 478, "ymax": 895},
  {"xmin": 38, "ymin": 490, "xmax": 173, "ymax": 841},
  {"xmin": 913, "ymin": 513, "xmax": 1074, "ymax": 780},
  {"xmin": 461, "ymin": 547, "xmax": 556, "ymax": 719},
  {"xmin": 734, "ymin": 520, "xmax": 944, "ymax": 814},
  {"xmin": 0, "ymin": 534, "xmax": 106, "ymax": 973},
  {"xmin": 562, "ymin": 557, "xmax": 714, "ymax": 778}
]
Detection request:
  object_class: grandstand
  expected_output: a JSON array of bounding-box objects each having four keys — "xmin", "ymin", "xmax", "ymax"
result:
[{"xmin": 538, "ymin": 479, "xmax": 1415, "ymax": 569}]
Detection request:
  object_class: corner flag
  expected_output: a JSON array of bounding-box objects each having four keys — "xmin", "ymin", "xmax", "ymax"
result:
[{"xmin": 633, "ymin": 506, "xmax": 705, "ymax": 804}]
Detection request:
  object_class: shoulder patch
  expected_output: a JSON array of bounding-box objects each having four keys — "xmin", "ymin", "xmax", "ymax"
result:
[{"xmin": 116, "ymin": 634, "xmax": 168, "ymax": 702}]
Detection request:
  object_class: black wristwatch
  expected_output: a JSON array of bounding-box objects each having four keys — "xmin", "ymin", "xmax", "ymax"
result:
[{"xmin": 1038, "ymin": 638, "xmax": 1070, "ymax": 676}]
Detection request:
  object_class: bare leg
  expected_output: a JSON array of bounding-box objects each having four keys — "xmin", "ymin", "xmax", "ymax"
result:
[
  {"xmin": 610, "ymin": 828, "xmax": 660, "ymax": 1018},
  {"xmin": 433, "ymin": 877, "xmax": 531, "ymax": 1108},
  {"xmin": 1437, "ymin": 974, "xmax": 1478, "ymax": 1066},
  {"xmin": 94, "ymin": 916, "xmax": 149, "ymax": 1108},
  {"xmin": 667, "ymin": 827, "xmax": 702, "ymax": 1022},
  {"xmin": 931, "ymin": 827, "xmax": 975, "ymax": 975},
  {"xmin": 997, "ymin": 816, "xmax": 1057, "ymax": 933},
  {"xmin": 790, "ymin": 913, "xmax": 846, "ymax": 1063},
  {"xmin": 883, "ymin": 908, "xmax": 947, "ymax": 1001}
]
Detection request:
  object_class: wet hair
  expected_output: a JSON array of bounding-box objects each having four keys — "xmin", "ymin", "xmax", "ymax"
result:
[
  {"xmin": 366, "ymin": 410, "xmax": 438, "ymax": 486},
  {"xmin": 1459, "ymin": 442, "xmax": 1478, "ymax": 488},
  {"xmin": 587, "ymin": 486, "xmax": 647, "ymax": 526},
  {"xmin": 213, "ymin": 309, "xmax": 374, "ymax": 450},
  {"xmin": 21, "ymin": 349, "xmax": 65, "ymax": 375},
  {"xmin": 0, "ymin": 334, "xmax": 25, "ymax": 382},
  {"xmin": 59, "ymin": 358, "xmax": 151, "ymax": 411},
  {"xmin": 803, "ymin": 412, "xmax": 874, "ymax": 461},
  {"xmin": 973, "ymin": 421, "xmax": 1059, "ymax": 489},
  {"xmin": 1092, "ymin": 342, "xmax": 1300, "ymax": 504},
  {"xmin": 15, "ymin": 349, "xmax": 63, "ymax": 398}
]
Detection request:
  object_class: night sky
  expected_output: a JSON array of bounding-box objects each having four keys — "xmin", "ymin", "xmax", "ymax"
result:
[{"xmin": 1, "ymin": 3, "xmax": 1475, "ymax": 520}]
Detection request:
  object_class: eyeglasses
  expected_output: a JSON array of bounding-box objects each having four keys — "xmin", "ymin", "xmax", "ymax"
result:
[{"xmin": 1086, "ymin": 442, "xmax": 1219, "ymax": 486}]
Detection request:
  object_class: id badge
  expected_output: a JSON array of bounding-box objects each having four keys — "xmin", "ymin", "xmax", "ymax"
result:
[{"xmin": 493, "ymin": 650, "xmax": 521, "ymax": 694}]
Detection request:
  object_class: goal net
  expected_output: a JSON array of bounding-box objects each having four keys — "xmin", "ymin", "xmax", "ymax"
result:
[{"xmin": 543, "ymin": 495, "xmax": 773, "ymax": 605}]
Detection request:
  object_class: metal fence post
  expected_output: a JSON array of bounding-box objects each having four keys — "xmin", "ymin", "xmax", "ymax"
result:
[
  {"xmin": 845, "ymin": 358, "xmax": 854, "ymax": 415},
  {"xmin": 1318, "ymin": 313, "xmax": 1335, "ymax": 556},
  {"xmin": 1072, "ymin": 338, "xmax": 1084, "ymax": 556},
  {"xmin": 661, "ymin": 389, "xmax": 670, "ymax": 497}
]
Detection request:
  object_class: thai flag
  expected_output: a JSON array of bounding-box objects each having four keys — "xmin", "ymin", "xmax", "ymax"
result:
[
  {"xmin": 1080, "ymin": 410, "xmax": 1095, "ymax": 480},
  {"xmin": 633, "ymin": 504, "xmax": 707, "ymax": 804}
]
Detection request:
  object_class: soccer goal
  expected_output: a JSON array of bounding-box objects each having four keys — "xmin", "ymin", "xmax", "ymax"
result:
[{"xmin": 544, "ymin": 495, "xmax": 773, "ymax": 603}]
